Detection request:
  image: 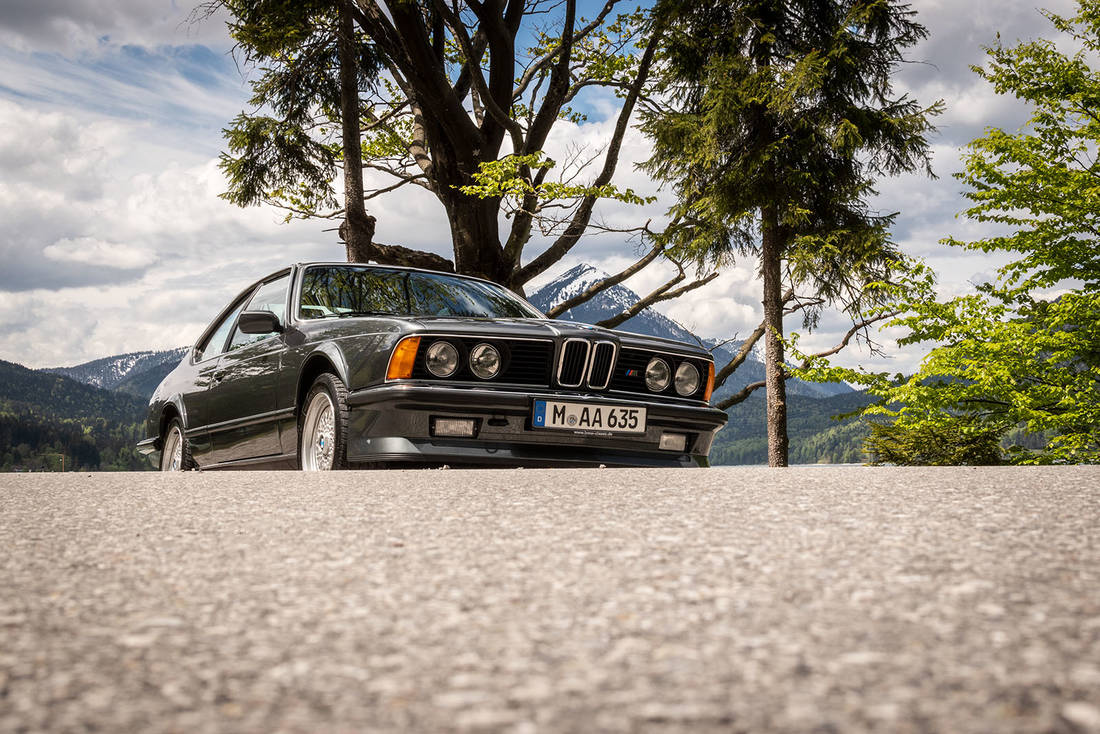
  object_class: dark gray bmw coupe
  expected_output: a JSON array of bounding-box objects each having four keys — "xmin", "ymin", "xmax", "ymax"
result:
[{"xmin": 138, "ymin": 263, "xmax": 727, "ymax": 470}]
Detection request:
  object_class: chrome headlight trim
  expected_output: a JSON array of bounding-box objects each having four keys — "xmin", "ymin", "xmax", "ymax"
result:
[
  {"xmin": 674, "ymin": 361, "xmax": 700, "ymax": 396},
  {"xmin": 645, "ymin": 357, "xmax": 671, "ymax": 392},
  {"xmin": 469, "ymin": 342, "xmax": 501, "ymax": 379},
  {"xmin": 425, "ymin": 340, "xmax": 459, "ymax": 378}
]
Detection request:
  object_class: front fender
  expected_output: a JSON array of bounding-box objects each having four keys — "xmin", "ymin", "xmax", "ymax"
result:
[
  {"xmin": 144, "ymin": 394, "xmax": 189, "ymax": 449},
  {"xmin": 301, "ymin": 342, "xmax": 352, "ymax": 387},
  {"xmin": 316, "ymin": 332, "xmax": 401, "ymax": 392}
]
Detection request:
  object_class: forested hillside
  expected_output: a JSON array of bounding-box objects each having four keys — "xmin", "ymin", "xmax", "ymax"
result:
[
  {"xmin": 0, "ymin": 360, "xmax": 149, "ymax": 472},
  {"xmin": 711, "ymin": 391, "xmax": 877, "ymax": 465}
]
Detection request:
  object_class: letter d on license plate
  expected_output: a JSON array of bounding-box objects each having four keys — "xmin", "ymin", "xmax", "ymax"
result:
[{"xmin": 532, "ymin": 400, "xmax": 646, "ymax": 434}]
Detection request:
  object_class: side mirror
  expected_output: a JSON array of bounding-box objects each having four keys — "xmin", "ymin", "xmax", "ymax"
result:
[{"xmin": 238, "ymin": 310, "xmax": 283, "ymax": 335}]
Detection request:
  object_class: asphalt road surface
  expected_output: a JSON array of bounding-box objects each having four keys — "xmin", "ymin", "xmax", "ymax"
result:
[{"xmin": 2, "ymin": 467, "xmax": 1099, "ymax": 733}]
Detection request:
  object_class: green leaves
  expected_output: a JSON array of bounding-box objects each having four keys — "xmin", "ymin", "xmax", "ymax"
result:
[
  {"xmin": 957, "ymin": 6, "xmax": 1100, "ymax": 294},
  {"xmin": 861, "ymin": 1, "xmax": 1100, "ymax": 464},
  {"xmin": 864, "ymin": 419, "xmax": 1007, "ymax": 466},
  {"xmin": 883, "ymin": 290, "xmax": 1100, "ymax": 464},
  {"xmin": 215, "ymin": 0, "xmax": 379, "ymax": 221},
  {"xmin": 458, "ymin": 152, "xmax": 656, "ymax": 209},
  {"xmin": 219, "ymin": 113, "xmax": 337, "ymax": 215}
]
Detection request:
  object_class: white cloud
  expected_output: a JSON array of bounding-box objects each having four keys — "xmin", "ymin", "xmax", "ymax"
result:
[
  {"xmin": 0, "ymin": 94, "xmax": 342, "ymax": 365},
  {"xmin": 43, "ymin": 237, "xmax": 157, "ymax": 269},
  {"xmin": 0, "ymin": 1, "xmax": 232, "ymax": 53}
]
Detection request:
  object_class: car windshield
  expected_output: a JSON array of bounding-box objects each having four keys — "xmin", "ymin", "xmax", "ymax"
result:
[{"xmin": 298, "ymin": 265, "xmax": 544, "ymax": 320}]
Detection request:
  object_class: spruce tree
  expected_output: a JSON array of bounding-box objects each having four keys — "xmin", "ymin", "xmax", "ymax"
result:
[{"xmin": 642, "ymin": 0, "xmax": 939, "ymax": 466}]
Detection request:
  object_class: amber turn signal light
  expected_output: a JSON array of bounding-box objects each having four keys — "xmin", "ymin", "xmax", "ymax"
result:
[
  {"xmin": 703, "ymin": 361, "xmax": 715, "ymax": 403},
  {"xmin": 386, "ymin": 336, "xmax": 421, "ymax": 379}
]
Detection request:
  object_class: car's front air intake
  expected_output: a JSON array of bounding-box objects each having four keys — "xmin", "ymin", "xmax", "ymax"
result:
[
  {"xmin": 587, "ymin": 341, "xmax": 616, "ymax": 389},
  {"xmin": 557, "ymin": 339, "xmax": 590, "ymax": 387}
]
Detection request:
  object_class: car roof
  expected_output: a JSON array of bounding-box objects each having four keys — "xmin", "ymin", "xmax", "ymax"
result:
[{"xmin": 295, "ymin": 262, "xmax": 502, "ymax": 289}]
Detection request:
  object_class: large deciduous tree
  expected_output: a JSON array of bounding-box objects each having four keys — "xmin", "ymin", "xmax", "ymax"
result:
[
  {"xmin": 848, "ymin": 2, "xmax": 1100, "ymax": 464},
  {"xmin": 640, "ymin": 0, "xmax": 940, "ymax": 466},
  {"xmin": 213, "ymin": 0, "xmax": 718, "ymax": 306}
]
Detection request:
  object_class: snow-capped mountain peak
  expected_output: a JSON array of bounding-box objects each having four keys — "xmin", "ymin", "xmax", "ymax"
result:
[
  {"xmin": 43, "ymin": 348, "xmax": 188, "ymax": 392},
  {"xmin": 538, "ymin": 263, "xmax": 698, "ymax": 317},
  {"xmin": 530, "ymin": 264, "xmax": 700, "ymax": 344},
  {"xmin": 536, "ymin": 264, "xmax": 618, "ymax": 311}
]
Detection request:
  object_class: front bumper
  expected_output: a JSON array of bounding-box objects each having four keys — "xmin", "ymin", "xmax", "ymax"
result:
[{"xmin": 344, "ymin": 383, "xmax": 728, "ymax": 468}]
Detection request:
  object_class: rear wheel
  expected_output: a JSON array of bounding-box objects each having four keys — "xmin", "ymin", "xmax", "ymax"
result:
[
  {"xmin": 160, "ymin": 418, "xmax": 194, "ymax": 471},
  {"xmin": 299, "ymin": 373, "xmax": 350, "ymax": 470}
]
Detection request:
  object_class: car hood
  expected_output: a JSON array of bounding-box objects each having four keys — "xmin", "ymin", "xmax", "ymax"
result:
[{"xmin": 401, "ymin": 317, "xmax": 712, "ymax": 359}]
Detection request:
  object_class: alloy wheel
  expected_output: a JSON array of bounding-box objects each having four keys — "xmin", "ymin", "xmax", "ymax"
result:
[{"xmin": 301, "ymin": 390, "xmax": 336, "ymax": 470}]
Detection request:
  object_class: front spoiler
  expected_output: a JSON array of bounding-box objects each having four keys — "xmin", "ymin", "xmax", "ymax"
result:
[
  {"xmin": 344, "ymin": 382, "xmax": 727, "ymax": 468},
  {"xmin": 136, "ymin": 436, "xmax": 160, "ymax": 469}
]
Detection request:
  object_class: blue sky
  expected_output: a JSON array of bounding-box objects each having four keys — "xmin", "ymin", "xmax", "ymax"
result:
[{"xmin": 0, "ymin": 0, "xmax": 1079, "ymax": 370}]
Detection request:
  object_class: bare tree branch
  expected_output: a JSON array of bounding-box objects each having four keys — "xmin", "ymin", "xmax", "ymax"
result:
[
  {"xmin": 711, "ymin": 306, "xmax": 900, "ymax": 409},
  {"xmin": 655, "ymin": 272, "xmax": 721, "ymax": 302},
  {"xmin": 499, "ymin": 0, "xmax": 578, "ymax": 267},
  {"xmin": 361, "ymin": 162, "xmax": 434, "ymax": 191},
  {"xmin": 362, "ymin": 100, "xmax": 410, "ymax": 133},
  {"xmin": 716, "ymin": 381, "xmax": 767, "ymax": 410},
  {"xmin": 362, "ymin": 174, "xmax": 427, "ymax": 200},
  {"xmin": 713, "ymin": 323, "xmax": 766, "ymax": 390},
  {"xmin": 596, "ymin": 269, "xmax": 718, "ymax": 329},
  {"xmin": 436, "ymin": 0, "xmax": 525, "ymax": 152},
  {"xmin": 354, "ymin": 0, "xmax": 480, "ymax": 148},
  {"xmin": 512, "ymin": 1, "xmax": 619, "ymax": 101},
  {"xmin": 796, "ymin": 310, "xmax": 902, "ymax": 365},
  {"xmin": 513, "ymin": 20, "xmax": 663, "ymax": 286},
  {"xmin": 408, "ymin": 103, "xmax": 435, "ymax": 179},
  {"xmin": 470, "ymin": 80, "xmax": 486, "ymax": 127},
  {"xmin": 713, "ymin": 288, "xmax": 801, "ymax": 389},
  {"xmin": 451, "ymin": 30, "xmax": 488, "ymax": 103}
]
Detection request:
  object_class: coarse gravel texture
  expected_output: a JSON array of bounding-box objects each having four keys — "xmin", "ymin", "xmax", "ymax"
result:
[{"xmin": 1, "ymin": 466, "xmax": 1099, "ymax": 733}]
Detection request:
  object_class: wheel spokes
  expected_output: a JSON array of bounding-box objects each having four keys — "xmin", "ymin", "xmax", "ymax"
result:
[
  {"xmin": 171, "ymin": 432, "xmax": 182, "ymax": 470},
  {"xmin": 303, "ymin": 392, "xmax": 336, "ymax": 471},
  {"xmin": 163, "ymin": 427, "xmax": 183, "ymax": 472}
]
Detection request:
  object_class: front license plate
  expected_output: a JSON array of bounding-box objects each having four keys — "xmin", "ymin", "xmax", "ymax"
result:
[{"xmin": 532, "ymin": 400, "xmax": 646, "ymax": 434}]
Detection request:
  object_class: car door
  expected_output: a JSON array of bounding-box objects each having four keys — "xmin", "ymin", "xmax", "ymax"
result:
[
  {"xmin": 177, "ymin": 295, "xmax": 252, "ymax": 465},
  {"xmin": 204, "ymin": 272, "xmax": 291, "ymax": 465}
]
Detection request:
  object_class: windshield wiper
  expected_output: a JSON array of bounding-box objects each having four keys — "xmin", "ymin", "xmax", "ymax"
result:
[
  {"xmin": 310, "ymin": 309, "xmax": 397, "ymax": 319},
  {"xmin": 335, "ymin": 309, "xmax": 397, "ymax": 318}
]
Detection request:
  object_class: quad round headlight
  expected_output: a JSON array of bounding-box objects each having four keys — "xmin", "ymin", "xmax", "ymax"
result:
[
  {"xmin": 645, "ymin": 357, "xmax": 671, "ymax": 392},
  {"xmin": 674, "ymin": 362, "xmax": 700, "ymax": 396},
  {"xmin": 469, "ymin": 343, "xmax": 501, "ymax": 379},
  {"xmin": 425, "ymin": 340, "xmax": 459, "ymax": 378}
]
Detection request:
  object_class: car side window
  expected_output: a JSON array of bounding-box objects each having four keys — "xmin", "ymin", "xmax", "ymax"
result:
[
  {"xmin": 227, "ymin": 274, "xmax": 289, "ymax": 352},
  {"xmin": 196, "ymin": 298, "xmax": 248, "ymax": 362}
]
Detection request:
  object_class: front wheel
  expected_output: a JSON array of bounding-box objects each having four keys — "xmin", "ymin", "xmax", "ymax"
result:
[
  {"xmin": 299, "ymin": 373, "xmax": 350, "ymax": 470},
  {"xmin": 160, "ymin": 418, "xmax": 194, "ymax": 471}
]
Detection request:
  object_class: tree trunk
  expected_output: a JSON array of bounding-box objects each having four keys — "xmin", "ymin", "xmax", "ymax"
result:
[
  {"xmin": 761, "ymin": 204, "xmax": 789, "ymax": 467},
  {"xmin": 338, "ymin": 1, "xmax": 373, "ymax": 263},
  {"xmin": 411, "ymin": 107, "xmax": 511, "ymax": 282},
  {"xmin": 445, "ymin": 191, "xmax": 509, "ymax": 281}
]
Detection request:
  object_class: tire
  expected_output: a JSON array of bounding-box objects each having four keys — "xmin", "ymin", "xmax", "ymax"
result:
[
  {"xmin": 298, "ymin": 372, "xmax": 350, "ymax": 471},
  {"xmin": 160, "ymin": 417, "xmax": 194, "ymax": 471}
]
